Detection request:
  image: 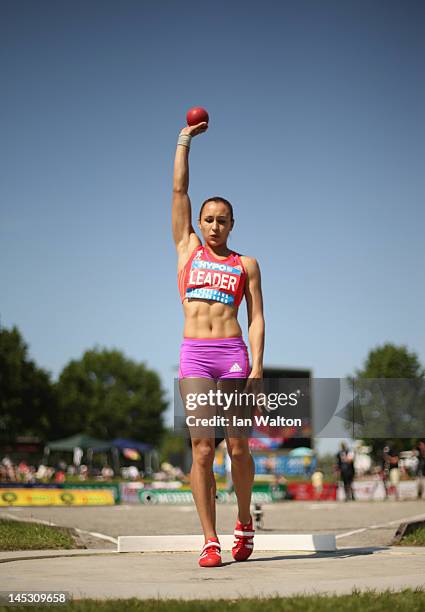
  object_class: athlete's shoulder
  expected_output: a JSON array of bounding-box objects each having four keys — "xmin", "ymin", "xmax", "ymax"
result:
[{"xmin": 240, "ymin": 255, "xmax": 260, "ymax": 271}]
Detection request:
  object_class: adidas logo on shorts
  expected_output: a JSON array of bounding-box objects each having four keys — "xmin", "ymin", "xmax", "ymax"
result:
[{"xmin": 230, "ymin": 362, "xmax": 243, "ymax": 373}]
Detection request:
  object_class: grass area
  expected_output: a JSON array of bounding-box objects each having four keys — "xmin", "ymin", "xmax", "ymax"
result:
[
  {"xmin": 0, "ymin": 519, "xmax": 76, "ymax": 551},
  {"xmin": 397, "ymin": 526, "xmax": 425, "ymax": 546},
  {"xmin": 1, "ymin": 589, "xmax": 425, "ymax": 611}
]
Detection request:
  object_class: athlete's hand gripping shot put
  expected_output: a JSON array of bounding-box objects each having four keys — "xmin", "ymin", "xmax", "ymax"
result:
[{"xmin": 172, "ymin": 114, "xmax": 265, "ymax": 567}]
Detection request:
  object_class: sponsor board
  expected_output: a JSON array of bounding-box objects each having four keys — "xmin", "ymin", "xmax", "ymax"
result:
[
  {"xmin": 287, "ymin": 482, "xmax": 337, "ymax": 501},
  {"xmin": 63, "ymin": 483, "xmax": 120, "ymax": 503},
  {"xmin": 337, "ymin": 479, "xmax": 419, "ymax": 501},
  {"xmin": 120, "ymin": 482, "xmax": 145, "ymax": 503},
  {"xmin": 0, "ymin": 488, "xmax": 115, "ymax": 506},
  {"xmin": 138, "ymin": 489, "xmax": 277, "ymax": 505}
]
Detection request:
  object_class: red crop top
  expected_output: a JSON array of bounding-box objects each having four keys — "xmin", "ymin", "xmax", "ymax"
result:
[{"xmin": 178, "ymin": 245, "xmax": 247, "ymax": 307}]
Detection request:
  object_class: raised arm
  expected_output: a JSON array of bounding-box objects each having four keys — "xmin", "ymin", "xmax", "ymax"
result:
[
  {"xmin": 242, "ymin": 256, "xmax": 265, "ymax": 378},
  {"xmin": 172, "ymin": 122, "xmax": 207, "ymax": 263}
]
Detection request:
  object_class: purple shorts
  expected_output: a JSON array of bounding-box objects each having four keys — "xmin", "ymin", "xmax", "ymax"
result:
[{"xmin": 179, "ymin": 336, "xmax": 250, "ymax": 380}]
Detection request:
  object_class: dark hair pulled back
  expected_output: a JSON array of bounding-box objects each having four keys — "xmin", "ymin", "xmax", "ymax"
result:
[{"xmin": 199, "ymin": 197, "xmax": 234, "ymax": 221}]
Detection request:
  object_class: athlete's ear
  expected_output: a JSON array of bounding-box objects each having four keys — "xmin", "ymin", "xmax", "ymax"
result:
[{"xmin": 230, "ymin": 219, "xmax": 235, "ymax": 231}]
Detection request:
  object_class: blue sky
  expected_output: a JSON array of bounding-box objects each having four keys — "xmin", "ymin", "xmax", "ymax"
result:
[{"xmin": 1, "ymin": 0, "xmax": 424, "ymax": 455}]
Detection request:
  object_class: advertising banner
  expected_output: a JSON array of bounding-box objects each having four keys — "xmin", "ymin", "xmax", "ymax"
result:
[
  {"xmin": 63, "ymin": 483, "xmax": 120, "ymax": 503},
  {"xmin": 0, "ymin": 487, "xmax": 115, "ymax": 506},
  {"xmin": 336, "ymin": 479, "xmax": 419, "ymax": 501},
  {"xmin": 120, "ymin": 482, "xmax": 145, "ymax": 503},
  {"xmin": 138, "ymin": 484, "xmax": 289, "ymax": 505},
  {"xmin": 286, "ymin": 482, "xmax": 337, "ymax": 501}
]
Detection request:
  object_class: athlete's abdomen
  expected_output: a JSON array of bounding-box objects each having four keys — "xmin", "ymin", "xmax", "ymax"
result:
[{"xmin": 182, "ymin": 300, "xmax": 243, "ymax": 339}]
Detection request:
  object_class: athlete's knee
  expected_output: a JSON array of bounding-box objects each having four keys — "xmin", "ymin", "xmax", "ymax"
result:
[
  {"xmin": 227, "ymin": 440, "xmax": 251, "ymax": 464},
  {"xmin": 192, "ymin": 439, "xmax": 215, "ymax": 467}
]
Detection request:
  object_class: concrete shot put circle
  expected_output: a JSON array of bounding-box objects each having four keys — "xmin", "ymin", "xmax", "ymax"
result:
[{"xmin": 0, "ymin": 501, "xmax": 425, "ymax": 600}]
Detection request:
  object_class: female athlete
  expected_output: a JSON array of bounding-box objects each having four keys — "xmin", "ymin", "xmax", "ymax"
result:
[{"xmin": 172, "ymin": 120, "xmax": 265, "ymax": 567}]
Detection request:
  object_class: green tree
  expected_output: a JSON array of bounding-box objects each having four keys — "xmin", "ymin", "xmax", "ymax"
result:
[
  {"xmin": 0, "ymin": 324, "xmax": 57, "ymax": 441},
  {"xmin": 55, "ymin": 347, "xmax": 167, "ymax": 446},
  {"xmin": 357, "ymin": 343, "xmax": 424, "ymax": 379},
  {"xmin": 346, "ymin": 343, "xmax": 425, "ymax": 459}
]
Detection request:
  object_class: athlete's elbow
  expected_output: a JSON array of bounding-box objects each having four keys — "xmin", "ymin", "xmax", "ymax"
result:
[
  {"xmin": 173, "ymin": 185, "xmax": 188, "ymax": 195},
  {"xmin": 248, "ymin": 315, "xmax": 265, "ymax": 331}
]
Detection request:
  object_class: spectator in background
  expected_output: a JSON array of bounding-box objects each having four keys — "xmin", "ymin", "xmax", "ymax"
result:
[
  {"xmin": 303, "ymin": 454, "xmax": 313, "ymax": 477},
  {"xmin": 53, "ymin": 461, "xmax": 67, "ymax": 484},
  {"xmin": 17, "ymin": 461, "xmax": 30, "ymax": 482},
  {"xmin": 79, "ymin": 465, "xmax": 89, "ymax": 481},
  {"xmin": 415, "ymin": 440, "xmax": 425, "ymax": 500},
  {"xmin": 382, "ymin": 444, "xmax": 400, "ymax": 500},
  {"xmin": 35, "ymin": 464, "xmax": 49, "ymax": 482},
  {"xmin": 336, "ymin": 442, "xmax": 356, "ymax": 501},
  {"xmin": 54, "ymin": 468, "xmax": 66, "ymax": 483},
  {"xmin": 2, "ymin": 457, "xmax": 17, "ymax": 482},
  {"xmin": 101, "ymin": 465, "xmax": 114, "ymax": 480},
  {"xmin": 127, "ymin": 465, "xmax": 140, "ymax": 481},
  {"xmin": 27, "ymin": 465, "xmax": 37, "ymax": 483},
  {"xmin": 264, "ymin": 455, "xmax": 276, "ymax": 476},
  {"xmin": 311, "ymin": 468, "xmax": 324, "ymax": 500}
]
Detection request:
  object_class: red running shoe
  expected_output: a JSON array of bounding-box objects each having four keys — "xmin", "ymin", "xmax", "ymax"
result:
[
  {"xmin": 232, "ymin": 516, "xmax": 255, "ymax": 561},
  {"xmin": 199, "ymin": 537, "xmax": 222, "ymax": 568}
]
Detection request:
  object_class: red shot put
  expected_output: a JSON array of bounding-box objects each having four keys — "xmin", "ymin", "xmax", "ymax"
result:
[{"xmin": 186, "ymin": 106, "xmax": 209, "ymax": 126}]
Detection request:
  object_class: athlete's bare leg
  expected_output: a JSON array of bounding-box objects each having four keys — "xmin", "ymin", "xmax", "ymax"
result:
[
  {"xmin": 180, "ymin": 378, "xmax": 218, "ymax": 542},
  {"xmin": 190, "ymin": 437, "xmax": 217, "ymax": 540},
  {"xmin": 209, "ymin": 466, "xmax": 217, "ymax": 527},
  {"xmin": 225, "ymin": 436, "xmax": 254, "ymax": 524},
  {"xmin": 219, "ymin": 375, "xmax": 256, "ymax": 563},
  {"xmin": 218, "ymin": 378, "xmax": 255, "ymax": 525}
]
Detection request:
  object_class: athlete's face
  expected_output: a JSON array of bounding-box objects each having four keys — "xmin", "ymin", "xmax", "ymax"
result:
[{"xmin": 198, "ymin": 202, "xmax": 234, "ymax": 247}]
